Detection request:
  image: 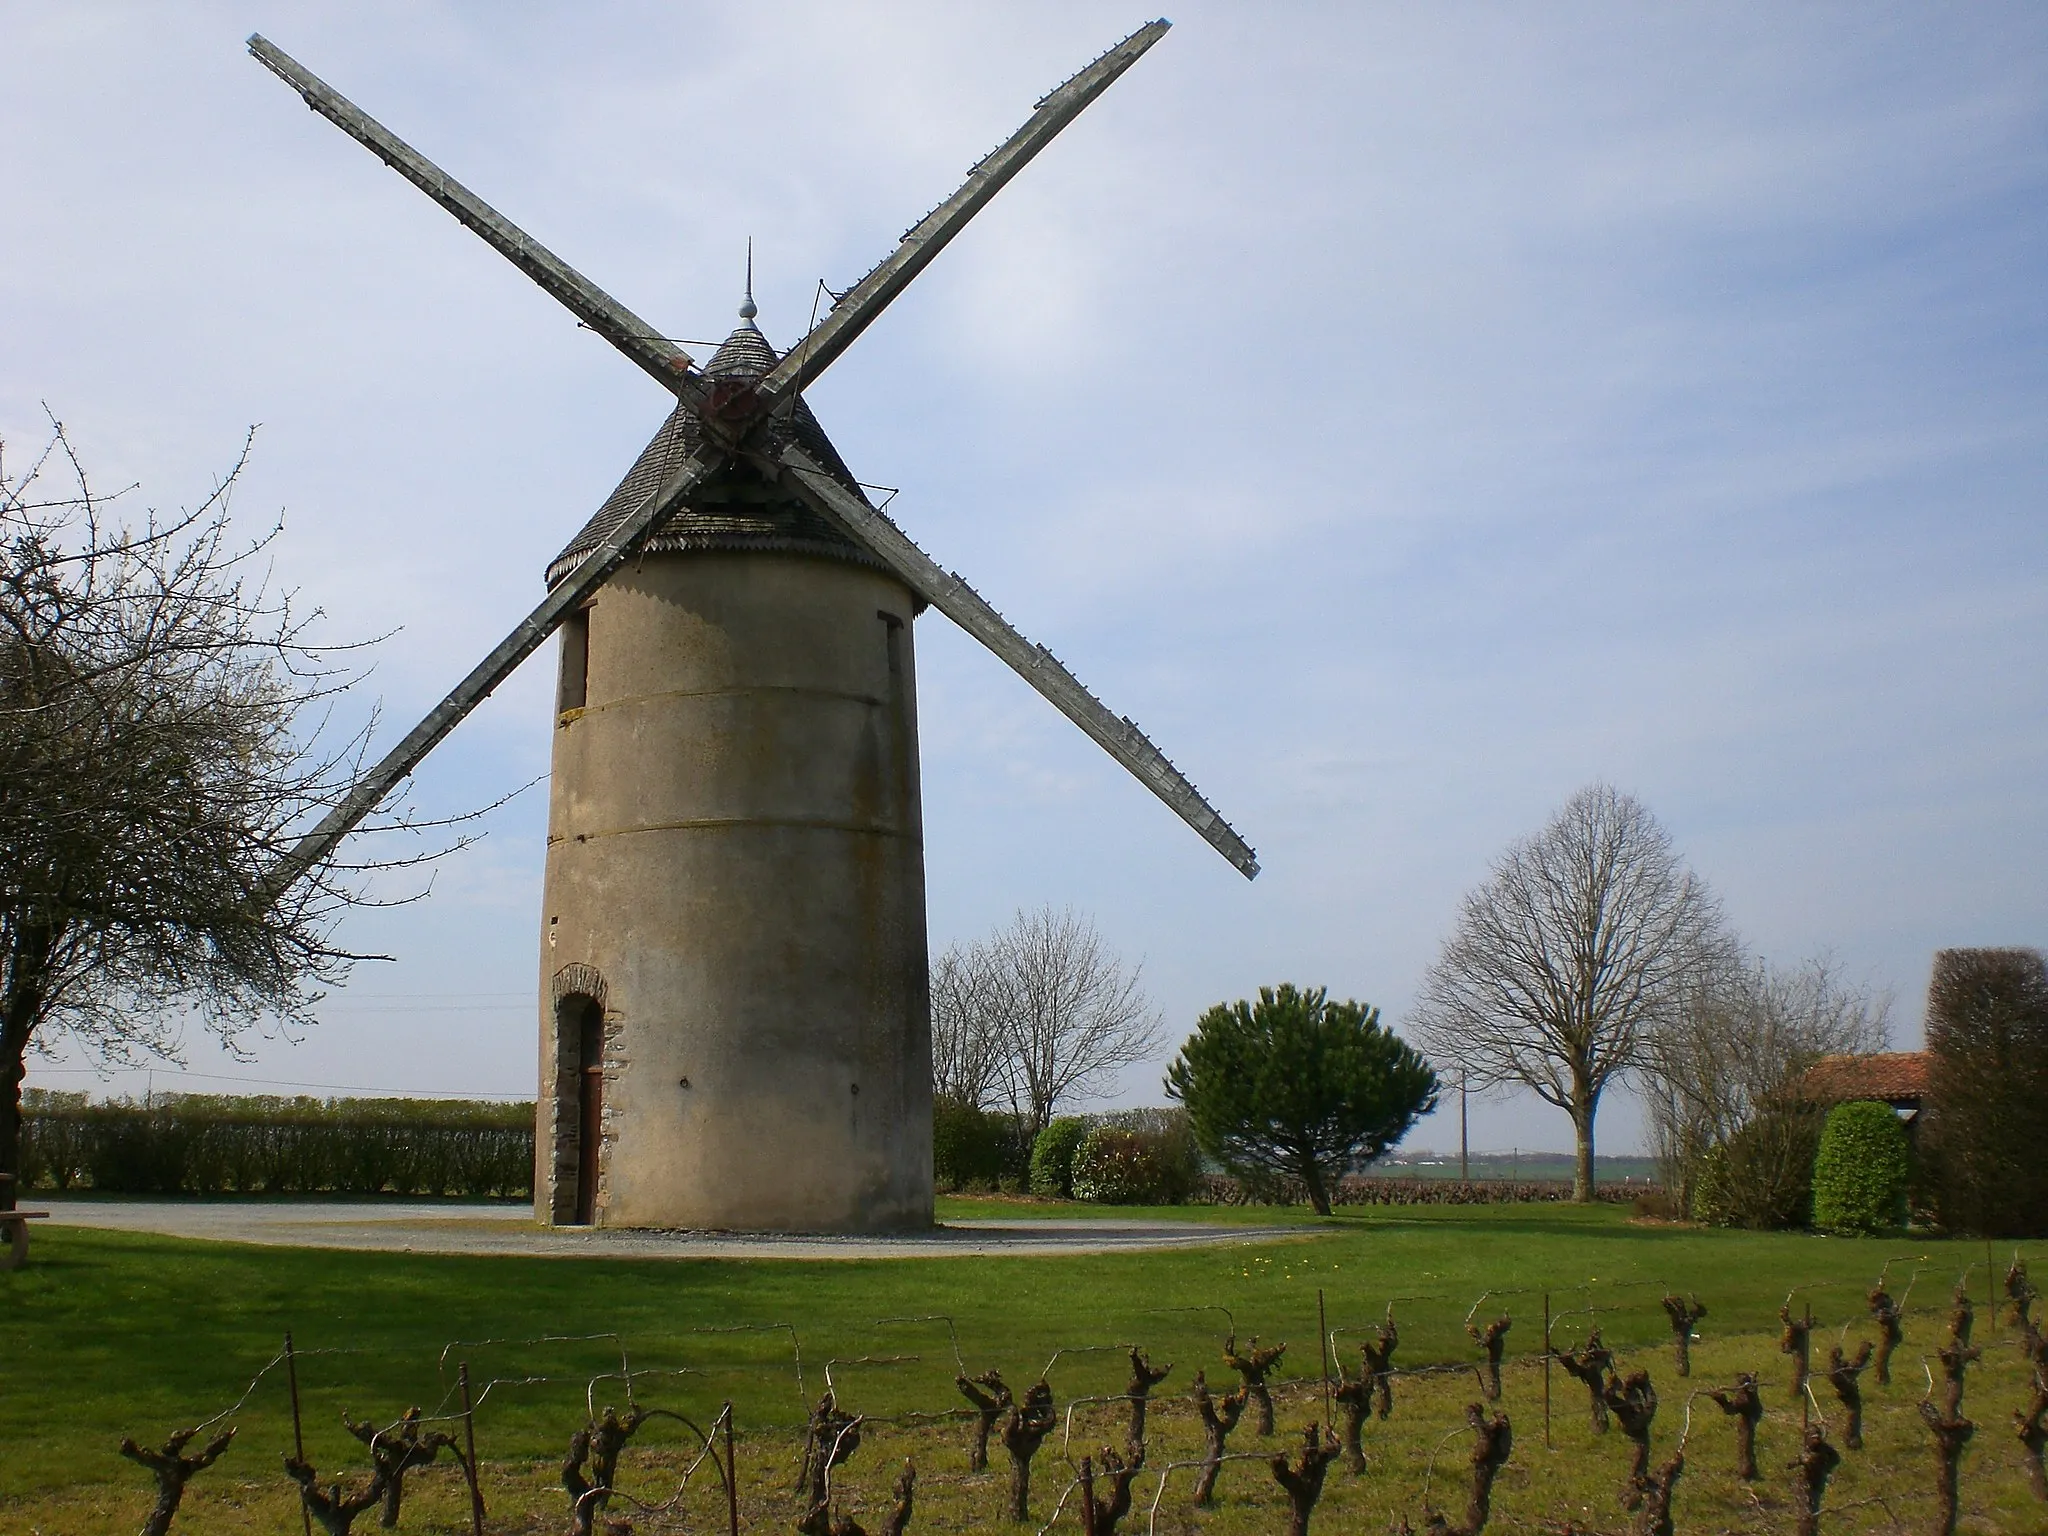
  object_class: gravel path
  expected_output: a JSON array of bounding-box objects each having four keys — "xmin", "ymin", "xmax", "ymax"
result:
[{"xmin": 38, "ymin": 1197, "xmax": 1301, "ymax": 1260}]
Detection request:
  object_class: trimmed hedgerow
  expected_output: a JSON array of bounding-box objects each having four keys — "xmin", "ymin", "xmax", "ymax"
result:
[
  {"xmin": 1028, "ymin": 1116, "xmax": 1089, "ymax": 1198},
  {"xmin": 20, "ymin": 1093, "xmax": 533, "ymax": 1197},
  {"xmin": 933, "ymin": 1096, "xmax": 1031, "ymax": 1191},
  {"xmin": 1812, "ymin": 1099, "xmax": 1911, "ymax": 1234}
]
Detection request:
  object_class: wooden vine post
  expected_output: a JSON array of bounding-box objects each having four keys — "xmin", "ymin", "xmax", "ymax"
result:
[
  {"xmin": 723, "ymin": 1401, "xmax": 739, "ymax": 1536},
  {"xmin": 1317, "ymin": 1290, "xmax": 1333, "ymax": 1428},
  {"xmin": 1541, "ymin": 1293, "xmax": 1552, "ymax": 1449},
  {"xmin": 285, "ymin": 1331, "xmax": 313, "ymax": 1536},
  {"xmin": 459, "ymin": 1363, "xmax": 485, "ymax": 1536}
]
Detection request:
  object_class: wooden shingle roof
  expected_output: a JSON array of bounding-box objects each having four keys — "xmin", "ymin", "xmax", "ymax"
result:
[{"xmin": 545, "ymin": 317, "xmax": 879, "ymax": 588}]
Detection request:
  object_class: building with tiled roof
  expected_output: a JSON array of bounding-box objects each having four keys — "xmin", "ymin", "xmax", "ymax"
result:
[{"xmin": 1796, "ymin": 1051, "xmax": 1931, "ymax": 1118}]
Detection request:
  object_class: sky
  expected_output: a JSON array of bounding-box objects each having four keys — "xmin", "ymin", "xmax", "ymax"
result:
[{"xmin": 5, "ymin": 3, "xmax": 2044, "ymax": 1157}]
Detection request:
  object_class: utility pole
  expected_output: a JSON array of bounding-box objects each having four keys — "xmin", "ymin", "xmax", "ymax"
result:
[{"xmin": 1459, "ymin": 1072, "xmax": 1469, "ymax": 1183}]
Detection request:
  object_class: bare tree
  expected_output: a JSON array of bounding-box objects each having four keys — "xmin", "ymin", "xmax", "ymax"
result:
[
  {"xmin": 0, "ymin": 418, "xmax": 456, "ymax": 1194},
  {"xmin": 1643, "ymin": 953, "xmax": 1890, "ymax": 1211},
  {"xmin": 941, "ymin": 906, "xmax": 1163, "ymax": 1136},
  {"xmin": 929, "ymin": 940, "xmax": 1006, "ymax": 1109},
  {"xmin": 1409, "ymin": 784, "xmax": 1727, "ymax": 1201}
]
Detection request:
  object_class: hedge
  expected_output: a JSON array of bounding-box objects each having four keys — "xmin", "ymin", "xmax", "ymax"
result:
[
  {"xmin": 1193, "ymin": 1173, "xmax": 1651, "ymax": 1207},
  {"xmin": 1070, "ymin": 1123, "xmax": 1199, "ymax": 1205},
  {"xmin": 1812, "ymin": 1100, "xmax": 1910, "ymax": 1234},
  {"xmin": 19, "ymin": 1092, "xmax": 533, "ymax": 1198},
  {"xmin": 932, "ymin": 1096, "xmax": 1032, "ymax": 1192},
  {"xmin": 1692, "ymin": 1103, "xmax": 1824, "ymax": 1230},
  {"xmin": 1028, "ymin": 1118, "xmax": 1090, "ymax": 1198}
]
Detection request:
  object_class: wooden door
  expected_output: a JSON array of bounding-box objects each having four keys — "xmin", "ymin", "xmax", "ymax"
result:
[{"xmin": 574, "ymin": 1003, "xmax": 603, "ymax": 1224}]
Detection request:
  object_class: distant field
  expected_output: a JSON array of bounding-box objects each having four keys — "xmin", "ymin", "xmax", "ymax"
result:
[
  {"xmin": 2, "ymin": 1203, "xmax": 2040, "ymax": 1533},
  {"xmin": 1370, "ymin": 1151, "xmax": 1662, "ymax": 1183}
]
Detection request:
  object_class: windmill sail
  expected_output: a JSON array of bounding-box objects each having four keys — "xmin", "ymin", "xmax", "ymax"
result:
[
  {"xmin": 776, "ymin": 444, "xmax": 1259, "ymax": 879},
  {"xmin": 247, "ymin": 35, "xmax": 712, "ymax": 413},
  {"xmin": 758, "ymin": 20, "xmax": 1171, "ymax": 405},
  {"xmin": 252, "ymin": 20, "xmax": 1256, "ymax": 893},
  {"xmin": 264, "ymin": 450, "xmax": 724, "ymax": 897}
]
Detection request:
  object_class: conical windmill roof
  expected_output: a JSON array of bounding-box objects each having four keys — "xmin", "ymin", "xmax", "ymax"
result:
[{"xmin": 544, "ymin": 318, "xmax": 878, "ymax": 587}]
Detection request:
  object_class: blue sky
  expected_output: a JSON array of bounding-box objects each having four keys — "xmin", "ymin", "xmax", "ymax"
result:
[{"xmin": 5, "ymin": 3, "xmax": 2044, "ymax": 1156}]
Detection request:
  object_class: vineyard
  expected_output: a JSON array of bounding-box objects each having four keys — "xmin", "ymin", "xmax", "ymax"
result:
[{"xmin": 6, "ymin": 1220, "xmax": 2045, "ymax": 1534}]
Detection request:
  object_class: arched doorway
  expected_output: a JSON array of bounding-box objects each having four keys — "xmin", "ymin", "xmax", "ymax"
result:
[{"xmin": 559, "ymin": 993, "xmax": 604, "ymax": 1224}]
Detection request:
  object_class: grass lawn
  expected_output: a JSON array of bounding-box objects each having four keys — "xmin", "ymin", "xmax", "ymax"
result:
[{"xmin": 3, "ymin": 1201, "xmax": 2043, "ymax": 1533}]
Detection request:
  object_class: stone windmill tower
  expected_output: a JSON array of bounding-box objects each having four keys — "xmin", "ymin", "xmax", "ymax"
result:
[{"xmin": 251, "ymin": 22, "xmax": 1257, "ymax": 1232}]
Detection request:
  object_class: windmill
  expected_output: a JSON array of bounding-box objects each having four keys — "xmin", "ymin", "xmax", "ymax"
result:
[{"xmin": 249, "ymin": 20, "xmax": 1256, "ymax": 1232}]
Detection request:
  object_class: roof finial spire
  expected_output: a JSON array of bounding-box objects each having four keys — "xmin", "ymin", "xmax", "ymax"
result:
[{"xmin": 738, "ymin": 237, "xmax": 758, "ymax": 324}]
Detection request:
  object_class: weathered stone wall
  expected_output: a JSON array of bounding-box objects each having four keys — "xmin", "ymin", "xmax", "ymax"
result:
[{"xmin": 535, "ymin": 548, "xmax": 933, "ymax": 1231}]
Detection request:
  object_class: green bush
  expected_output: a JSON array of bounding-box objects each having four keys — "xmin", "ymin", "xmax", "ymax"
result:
[
  {"xmin": 1692, "ymin": 1102, "xmax": 1823, "ymax": 1230},
  {"xmin": 1812, "ymin": 1100, "xmax": 1910, "ymax": 1234},
  {"xmin": 933, "ymin": 1095, "xmax": 1002, "ymax": 1190},
  {"xmin": 1069, "ymin": 1114, "xmax": 1200, "ymax": 1205},
  {"xmin": 932, "ymin": 1098, "xmax": 1033, "ymax": 1192},
  {"xmin": 1029, "ymin": 1117, "xmax": 1090, "ymax": 1198}
]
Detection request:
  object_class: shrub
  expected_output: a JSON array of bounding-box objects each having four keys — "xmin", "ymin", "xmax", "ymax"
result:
[
  {"xmin": 1633, "ymin": 1189, "xmax": 1682, "ymax": 1220},
  {"xmin": 1692, "ymin": 1102, "xmax": 1823, "ymax": 1230},
  {"xmin": 1922, "ymin": 947, "xmax": 2048, "ymax": 1236},
  {"xmin": 1097, "ymin": 1107, "xmax": 1202, "ymax": 1203},
  {"xmin": 933, "ymin": 1095, "xmax": 1003, "ymax": 1190},
  {"xmin": 1029, "ymin": 1117, "xmax": 1089, "ymax": 1199},
  {"xmin": 1811, "ymin": 1100, "xmax": 1910, "ymax": 1234},
  {"xmin": 1072, "ymin": 1126, "xmax": 1177, "ymax": 1204}
]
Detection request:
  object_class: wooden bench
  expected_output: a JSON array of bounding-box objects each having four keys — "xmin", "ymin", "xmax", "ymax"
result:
[{"xmin": 0, "ymin": 1174, "xmax": 49, "ymax": 1271}]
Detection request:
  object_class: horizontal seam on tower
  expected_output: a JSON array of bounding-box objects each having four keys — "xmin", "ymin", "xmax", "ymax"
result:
[
  {"xmin": 554, "ymin": 817, "xmax": 922, "ymax": 843},
  {"xmin": 573, "ymin": 684, "xmax": 886, "ymax": 715}
]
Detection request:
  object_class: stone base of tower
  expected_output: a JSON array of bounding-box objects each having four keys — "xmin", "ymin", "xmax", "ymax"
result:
[{"xmin": 534, "ymin": 548, "xmax": 934, "ymax": 1234}]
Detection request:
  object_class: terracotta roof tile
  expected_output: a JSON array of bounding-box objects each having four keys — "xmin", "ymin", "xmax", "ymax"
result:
[{"xmin": 1797, "ymin": 1051, "xmax": 1930, "ymax": 1105}]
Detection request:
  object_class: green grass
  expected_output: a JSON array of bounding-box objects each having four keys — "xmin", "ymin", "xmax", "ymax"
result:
[{"xmin": 3, "ymin": 1203, "xmax": 2043, "ymax": 1533}]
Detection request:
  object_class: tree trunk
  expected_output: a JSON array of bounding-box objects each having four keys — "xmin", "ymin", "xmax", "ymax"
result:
[
  {"xmin": 0, "ymin": 936, "xmax": 51, "ymax": 1206},
  {"xmin": 1572, "ymin": 1091, "xmax": 1598, "ymax": 1203},
  {"xmin": 1300, "ymin": 1158, "xmax": 1332, "ymax": 1217},
  {"xmin": 0, "ymin": 1042, "xmax": 23, "ymax": 1207}
]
